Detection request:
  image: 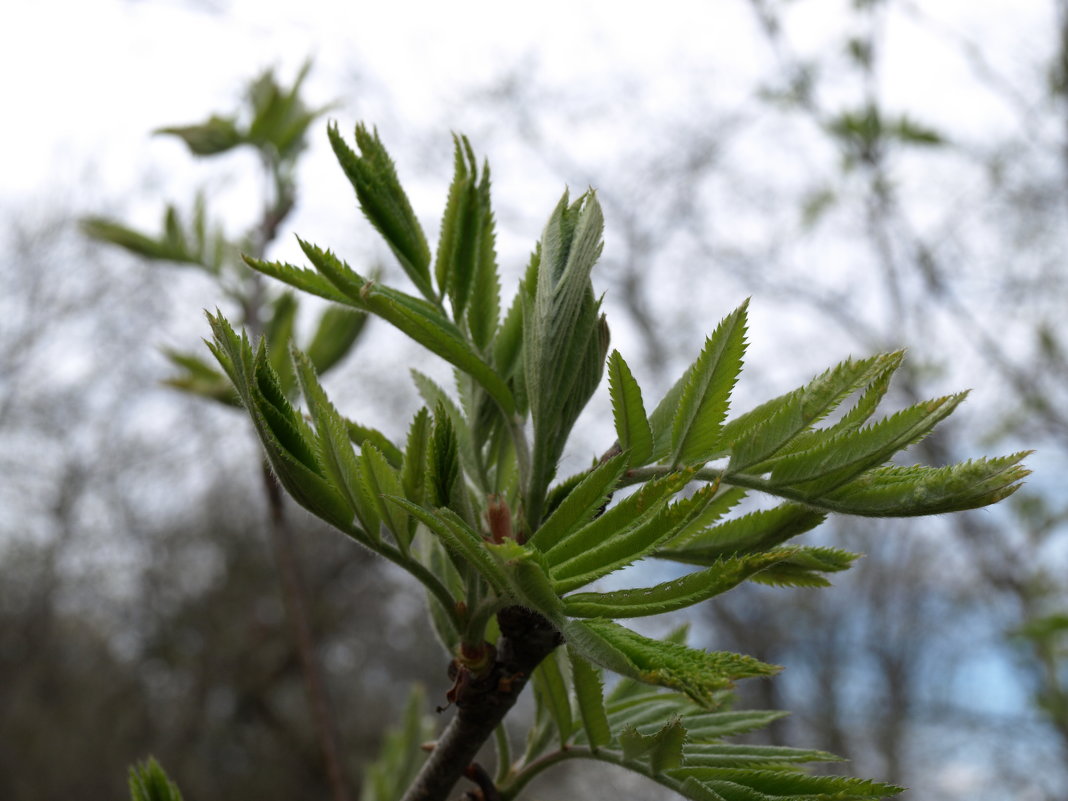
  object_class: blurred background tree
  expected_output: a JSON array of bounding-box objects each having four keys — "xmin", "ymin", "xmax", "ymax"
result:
[{"xmin": 2, "ymin": 1, "xmax": 1066, "ymax": 800}]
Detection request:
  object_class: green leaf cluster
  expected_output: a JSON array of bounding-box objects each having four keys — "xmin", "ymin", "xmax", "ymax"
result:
[
  {"xmin": 84, "ymin": 63, "xmax": 365, "ymax": 407},
  {"xmin": 128, "ymin": 758, "xmax": 184, "ymax": 801},
  {"xmin": 202, "ymin": 123, "xmax": 1028, "ymax": 801}
]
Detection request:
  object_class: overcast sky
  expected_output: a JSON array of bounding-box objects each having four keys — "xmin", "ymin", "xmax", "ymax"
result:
[{"xmin": 2, "ymin": 0, "xmax": 1047, "ymax": 202}]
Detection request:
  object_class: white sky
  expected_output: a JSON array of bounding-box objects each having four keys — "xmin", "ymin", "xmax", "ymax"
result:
[{"xmin": 1, "ymin": 0, "xmax": 1047, "ymax": 202}]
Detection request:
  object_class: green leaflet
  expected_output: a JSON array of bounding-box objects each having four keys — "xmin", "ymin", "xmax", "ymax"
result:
[
  {"xmin": 657, "ymin": 486, "xmax": 748, "ymax": 550},
  {"xmin": 494, "ymin": 255, "xmax": 535, "ymax": 380},
  {"xmin": 425, "ymin": 402, "xmax": 466, "ymax": 519},
  {"xmin": 158, "ymin": 115, "xmax": 241, "ymax": 156},
  {"xmin": 385, "ymin": 497, "xmax": 508, "ymax": 594},
  {"xmin": 657, "ymin": 504, "xmax": 826, "ymax": 566},
  {"xmin": 667, "ymin": 768, "xmax": 901, "ymax": 800},
  {"xmin": 83, "ymin": 213, "xmax": 200, "ymax": 267},
  {"xmin": 814, "ymin": 454, "xmax": 1031, "ymax": 516},
  {"xmin": 327, "ymin": 122, "xmax": 435, "ymax": 301},
  {"xmin": 548, "ymin": 472, "xmax": 697, "ymax": 594},
  {"xmin": 724, "ymin": 351, "xmax": 902, "ymax": 472},
  {"xmin": 670, "ymin": 302, "xmax": 748, "ymax": 468},
  {"xmin": 128, "ymin": 758, "xmax": 184, "ymax": 801},
  {"xmin": 568, "ymin": 647, "xmax": 612, "ymax": 749},
  {"xmin": 606, "ymin": 696, "xmax": 695, "ymax": 736},
  {"xmin": 647, "ymin": 359, "xmax": 696, "ymax": 463},
  {"xmin": 424, "ymin": 539, "xmax": 462, "ymax": 653},
  {"xmin": 681, "ymin": 710, "xmax": 790, "ymax": 742},
  {"xmin": 435, "ymin": 135, "xmax": 500, "ymax": 348},
  {"xmin": 264, "ymin": 292, "xmax": 298, "ymax": 394},
  {"xmin": 620, "ymin": 717, "xmax": 686, "ymax": 773},
  {"xmin": 291, "ymin": 349, "xmax": 367, "ymax": 534},
  {"xmin": 563, "ymin": 551, "xmax": 792, "ymax": 618},
  {"xmin": 361, "ymin": 445, "xmax": 411, "ymax": 553},
  {"xmin": 305, "ymin": 305, "xmax": 367, "ymax": 375},
  {"xmin": 564, "ymin": 619, "xmax": 779, "ymax": 707},
  {"xmin": 289, "ymin": 238, "xmax": 515, "ymax": 415},
  {"xmin": 527, "ymin": 453, "xmax": 628, "ymax": 553},
  {"xmin": 608, "ymin": 350, "xmax": 653, "ymax": 466},
  {"xmin": 161, "ymin": 349, "xmax": 235, "ymax": 405},
  {"xmin": 410, "ymin": 370, "xmax": 479, "ymax": 482},
  {"xmin": 360, "ymin": 686, "xmax": 434, "ymax": 801},
  {"xmin": 243, "ymin": 255, "xmax": 352, "ymax": 305},
  {"xmin": 346, "ymin": 420, "xmax": 404, "ymax": 468},
  {"xmin": 543, "ymin": 470, "xmax": 689, "ymax": 569},
  {"xmin": 747, "ymin": 546, "xmax": 859, "ymax": 588},
  {"xmin": 401, "ymin": 408, "xmax": 432, "ymax": 508},
  {"xmin": 532, "ymin": 651, "xmax": 573, "ymax": 746},
  {"xmin": 767, "ymin": 392, "xmax": 967, "ymax": 493},
  {"xmin": 681, "ymin": 743, "xmax": 843, "ymax": 768},
  {"xmin": 206, "ymin": 313, "xmax": 353, "ymax": 532}
]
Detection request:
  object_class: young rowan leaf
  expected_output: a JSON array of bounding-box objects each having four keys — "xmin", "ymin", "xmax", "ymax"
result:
[
  {"xmin": 291, "ymin": 349, "xmax": 369, "ymax": 538},
  {"xmin": 360, "ymin": 686, "xmax": 435, "ymax": 801},
  {"xmin": 656, "ymin": 485, "xmax": 748, "ymax": 550},
  {"xmin": 494, "ymin": 251, "xmax": 537, "ymax": 386},
  {"xmin": 812, "ymin": 453, "xmax": 1031, "ymax": 516},
  {"xmin": 401, "ymin": 408, "xmax": 432, "ymax": 508},
  {"xmin": 681, "ymin": 742, "xmax": 843, "ymax": 768},
  {"xmin": 727, "ymin": 351, "xmax": 904, "ymax": 473},
  {"xmin": 668, "ymin": 768, "xmax": 901, "ymax": 800},
  {"xmin": 747, "ymin": 546, "xmax": 858, "ymax": 588},
  {"xmin": 346, "ymin": 420, "xmax": 404, "ymax": 469},
  {"xmin": 528, "ymin": 452, "xmax": 628, "ymax": 553},
  {"xmin": 563, "ymin": 551, "xmax": 792, "ymax": 618},
  {"xmin": 328, "ymin": 122, "xmax": 435, "ymax": 301},
  {"xmin": 82, "ymin": 217, "xmax": 194, "ymax": 264},
  {"xmin": 293, "ymin": 238, "xmax": 516, "ymax": 414},
  {"xmin": 564, "ymin": 619, "xmax": 779, "ymax": 707},
  {"xmin": 385, "ymin": 498, "xmax": 509, "ymax": 594},
  {"xmin": 161, "ymin": 349, "xmax": 236, "ymax": 405},
  {"xmin": 681, "ymin": 710, "xmax": 790, "ymax": 742},
  {"xmin": 305, "ymin": 305, "xmax": 367, "ymax": 375},
  {"xmin": 608, "ymin": 350, "xmax": 653, "ymax": 466},
  {"xmin": 206, "ymin": 313, "xmax": 353, "ymax": 531},
  {"xmin": 768, "ymin": 393, "xmax": 967, "ymax": 493},
  {"xmin": 362, "ymin": 445, "xmax": 411, "ymax": 552},
  {"xmin": 568, "ymin": 647, "xmax": 612, "ymax": 749},
  {"xmin": 532, "ymin": 650, "xmax": 573, "ymax": 746},
  {"xmin": 128, "ymin": 758, "xmax": 185, "ymax": 801},
  {"xmin": 468, "ymin": 164, "xmax": 500, "ymax": 350},
  {"xmin": 265, "ymin": 292, "xmax": 299, "ymax": 394},
  {"xmin": 427, "ymin": 404, "xmax": 463, "ymax": 514},
  {"xmin": 435, "ymin": 136, "xmax": 500, "ymax": 347},
  {"xmin": 523, "ymin": 192, "xmax": 609, "ymax": 524},
  {"xmin": 412, "ymin": 371, "xmax": 480, "ymax": 485},
  {"xmin": 243, "ymin": 254, "xmax": 353, "ymax": 304},
  {"xmin": 657, "ymin": 504, "xmax": 826, "ymax": 566},
  {"xmin": 156, "ymin": 115, "xmax": 242, "ymax": 156},
  {"xmin": 620, "ymin": 717, "xmax": 687, "ymax": 773},
  {"xmin": 543, "ymin": 470, "xmax": 689, "ymax": 569},
  {"xmin": 670, "ymin": 302, "xmax": 748, "ymax": 467}
]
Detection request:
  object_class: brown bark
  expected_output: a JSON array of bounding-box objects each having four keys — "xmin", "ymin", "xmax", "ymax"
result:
[{"xmin": 400, "ymin": 607, "xmax": 562, "ymax": 801}]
